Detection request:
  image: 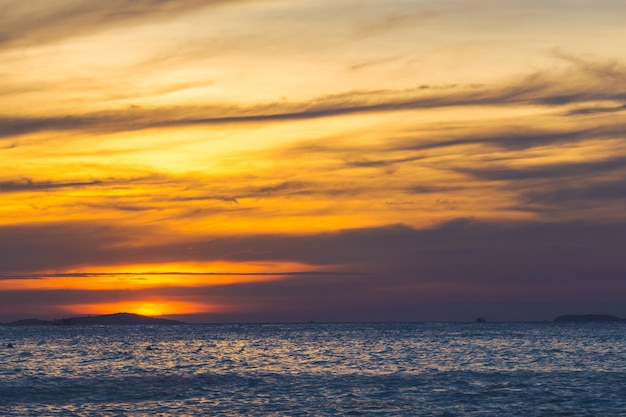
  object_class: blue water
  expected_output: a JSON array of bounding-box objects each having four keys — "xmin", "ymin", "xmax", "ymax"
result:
[{"xmin": 1, "ymin": 322, "xmax": 626, "ymax": 416}]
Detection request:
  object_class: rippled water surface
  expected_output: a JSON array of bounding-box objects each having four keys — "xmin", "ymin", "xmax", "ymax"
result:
[{"xmin": 2, "ymin": 322, "xmax": 626, "ymax": 416}]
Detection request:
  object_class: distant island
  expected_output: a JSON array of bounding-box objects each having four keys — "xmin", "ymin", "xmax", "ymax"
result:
[
  {"xmin": 554, "ymin": 314, "xmax": 626, "ymax": 323},
  {"xmin": 4, "ymin": 312, "xmax": 184, "ymax": 326}
]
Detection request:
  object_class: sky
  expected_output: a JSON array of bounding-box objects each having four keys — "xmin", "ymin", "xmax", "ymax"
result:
[{"xmin": 1, "ymin": 0, "xmax": 626, "ymax": 322}]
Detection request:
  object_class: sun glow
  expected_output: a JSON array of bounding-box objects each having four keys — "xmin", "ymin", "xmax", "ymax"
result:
[
  {"xmin": 65, "ymin": 300, "xmax": 212, "ymax": 317},
  {"xmin": 136, "ymin": 303, "xmax": 163, "ymax": 317}
]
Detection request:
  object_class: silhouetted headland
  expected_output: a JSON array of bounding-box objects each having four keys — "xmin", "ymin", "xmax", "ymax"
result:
[
  {"xmin": 554, "ymin": 314, "xmax": 626, "ymax": 323},
  {"xmin": 4, "ymin": 312, "xmax": 184, "ymax": 326},
  {"xmin": 7, "ymin": 318, "xmax": 52, "ymax": 326}
]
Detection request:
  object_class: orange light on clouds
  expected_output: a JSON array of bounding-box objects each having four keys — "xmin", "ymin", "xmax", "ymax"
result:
[
  {"xmin": 86, "ymin": 261, "xmax": 314, "ymax": 275},
  {"xmin": 0, "ymin": 261, "xmax": 319, "ymax": 291}
]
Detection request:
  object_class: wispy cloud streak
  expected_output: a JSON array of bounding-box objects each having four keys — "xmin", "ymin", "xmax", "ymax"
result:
[
  {"xmin": 3, "ymin": 58, "xmax": 626, "ymax": 139},
  {"xmin": 0, "ymin": 0, "xmax": 252, "ymax": 50},
  {"xmin": 0, "ymin": 179, "xmax": 102, "ymax": 192}
]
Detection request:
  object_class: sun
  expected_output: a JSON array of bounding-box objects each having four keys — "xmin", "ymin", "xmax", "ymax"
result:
[{"xmin": 136, "ymin": 303, "xmax": 163, "ymax": 317}]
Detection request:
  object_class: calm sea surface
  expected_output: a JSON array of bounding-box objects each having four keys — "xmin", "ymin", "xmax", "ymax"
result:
[{"xmin": 1, "ymin": 322, "xmax": 625, "ymax": 416}]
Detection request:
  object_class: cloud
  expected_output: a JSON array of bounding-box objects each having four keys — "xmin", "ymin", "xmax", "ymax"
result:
[
  {"xmin": 3, "ymin": 218, "xmax": 625, "ymax": 274},
  {"xmin": 160, "ymin": 195, "xmax": 240, "ymax": 205},
  {"xmin": 459, "ymin": 155, "xmax": 626, "ymax": 181},
  {"xmin": 0, "ymin": 221, "xmax": 149, "ymax": 273},
  {"xmin": 402, "ymin": 127, "xmax": 604, "ymax": 152},
  {"xmin": 254, "ymin": 181, "xmax": 307, "ymax": 195},
  {"xmin": 0, "ymin": 0, "xmax": 253, "ymax": 50},
  {"xmin": 3, "ymin": 56, "xmax": 626, "ymax": 140},
  {"xmin": 0, "ymin": 174, "xmax": 177, "ymax": 194},
  {"xmin": 569, "ymin": 104, "xmax": 626, "ymax": 115},
  {"xmin": 526, "ymin": 179, "xmax": 626, "ymax": 204},
  {"xmin": 344, "ymin": 154, "xmax": 426, "ymax": 168},
  {"xmin": 80, "ymin": 203, "xmax": 159, "ymax": 213},
  {"xmin": 161, "ymin": 179, "xmax": 360, "ymax": 207},
  {"xmin": 0, "ymin": 178, "xmax": 102, "ymax": 192},
  {"xmin": 1, "ymin": 218, "xmax": 626, "ymax": 321},
  {"xmin": 554, "ymin": 51, "xmax": 626, "ymax": 83},
  {"xmin": 408, "ymin": 185, "xmax": 460, "ymax": 194}
]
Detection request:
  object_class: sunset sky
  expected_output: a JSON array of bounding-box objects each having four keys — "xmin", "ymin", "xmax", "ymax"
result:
[{"xmin": 2, "ymin": 0, "xmax": 626, "ymax": 322}]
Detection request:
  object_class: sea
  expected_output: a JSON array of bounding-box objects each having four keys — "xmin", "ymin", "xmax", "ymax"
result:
[{"xmin": 1, "ymin": 322, "xmax": 626, "ymax": 416}]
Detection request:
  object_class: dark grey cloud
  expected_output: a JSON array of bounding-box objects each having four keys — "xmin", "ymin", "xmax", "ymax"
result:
[
  {"xmin": 172, "ymin": 181, "xmax": 363, "ymax": 205},
  {"xmin": 525, "ymin": 178, "xmax": 626, "ymax": 204},
  {"xmin": 459, "ymin": 155, "xmax": 626, "ymax": 181},
  {"xmin": 81, "ymin": 203, "xmax": 158, "ymax": 213},
  {"xmin": 241, "ymin": 180, "xmax": 363, "ymax": 200},
  {"xmin": 569, "ymin": 104, "xmax": 626, "ymax": 115},
  {"xmin": 0, "ymin": 288, "xmax": 137, "ymax": 306},
  {"xmin": 2, "ymin": 218, "xmax": 625, "ymax": 276},
  {"xmin": 0, "ymin": 114, "xmax": 99, "ymax": 138},
  {"xmin": 403, "ymin": 127, "xmax": 605, "ymax": 152},
  {"xmin": 554, "ymin": 51, "xmax": 626, "ymax": 83},
  {"xmin": 0, "ymin": 178, "xmax": 102, "ymax": 192},
  {"xmin": 167, "ymin": 195, "xmax": 239, "ymax": 204},
  {"xmin": 408, "ymin": 185, "xmax": 461, "ymax": 194},
  {"xmin": 0, "ymin": 175, "xmax": 173, "ymax": 194},
  {"xmin": 0, "ymin": 222, "xmax": 142, "ymax": 273},
  {"xmin": 254, "ymin": 181, "xmax": 307, "ymax": 195},
  {"xmin": 0, "ymin": 94, "xmax": 548, "ymax": 139},
  {"xmin": 345, "ymin": 154, "xmax": 425, "ymax": 168},
  {"xmin": 536, "ymin": 93, "xmax": 626, "ymax": 106}
]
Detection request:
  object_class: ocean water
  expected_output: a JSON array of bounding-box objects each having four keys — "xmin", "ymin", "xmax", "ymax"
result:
[{"xmin": 1, "ymin": 322, "xmax": 626, "ymax": 416}]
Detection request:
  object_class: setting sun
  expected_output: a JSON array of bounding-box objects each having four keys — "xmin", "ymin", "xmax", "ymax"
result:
[{"xmin": 136, "ymin": 303, "xmax": 162, "ymax": 317}]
